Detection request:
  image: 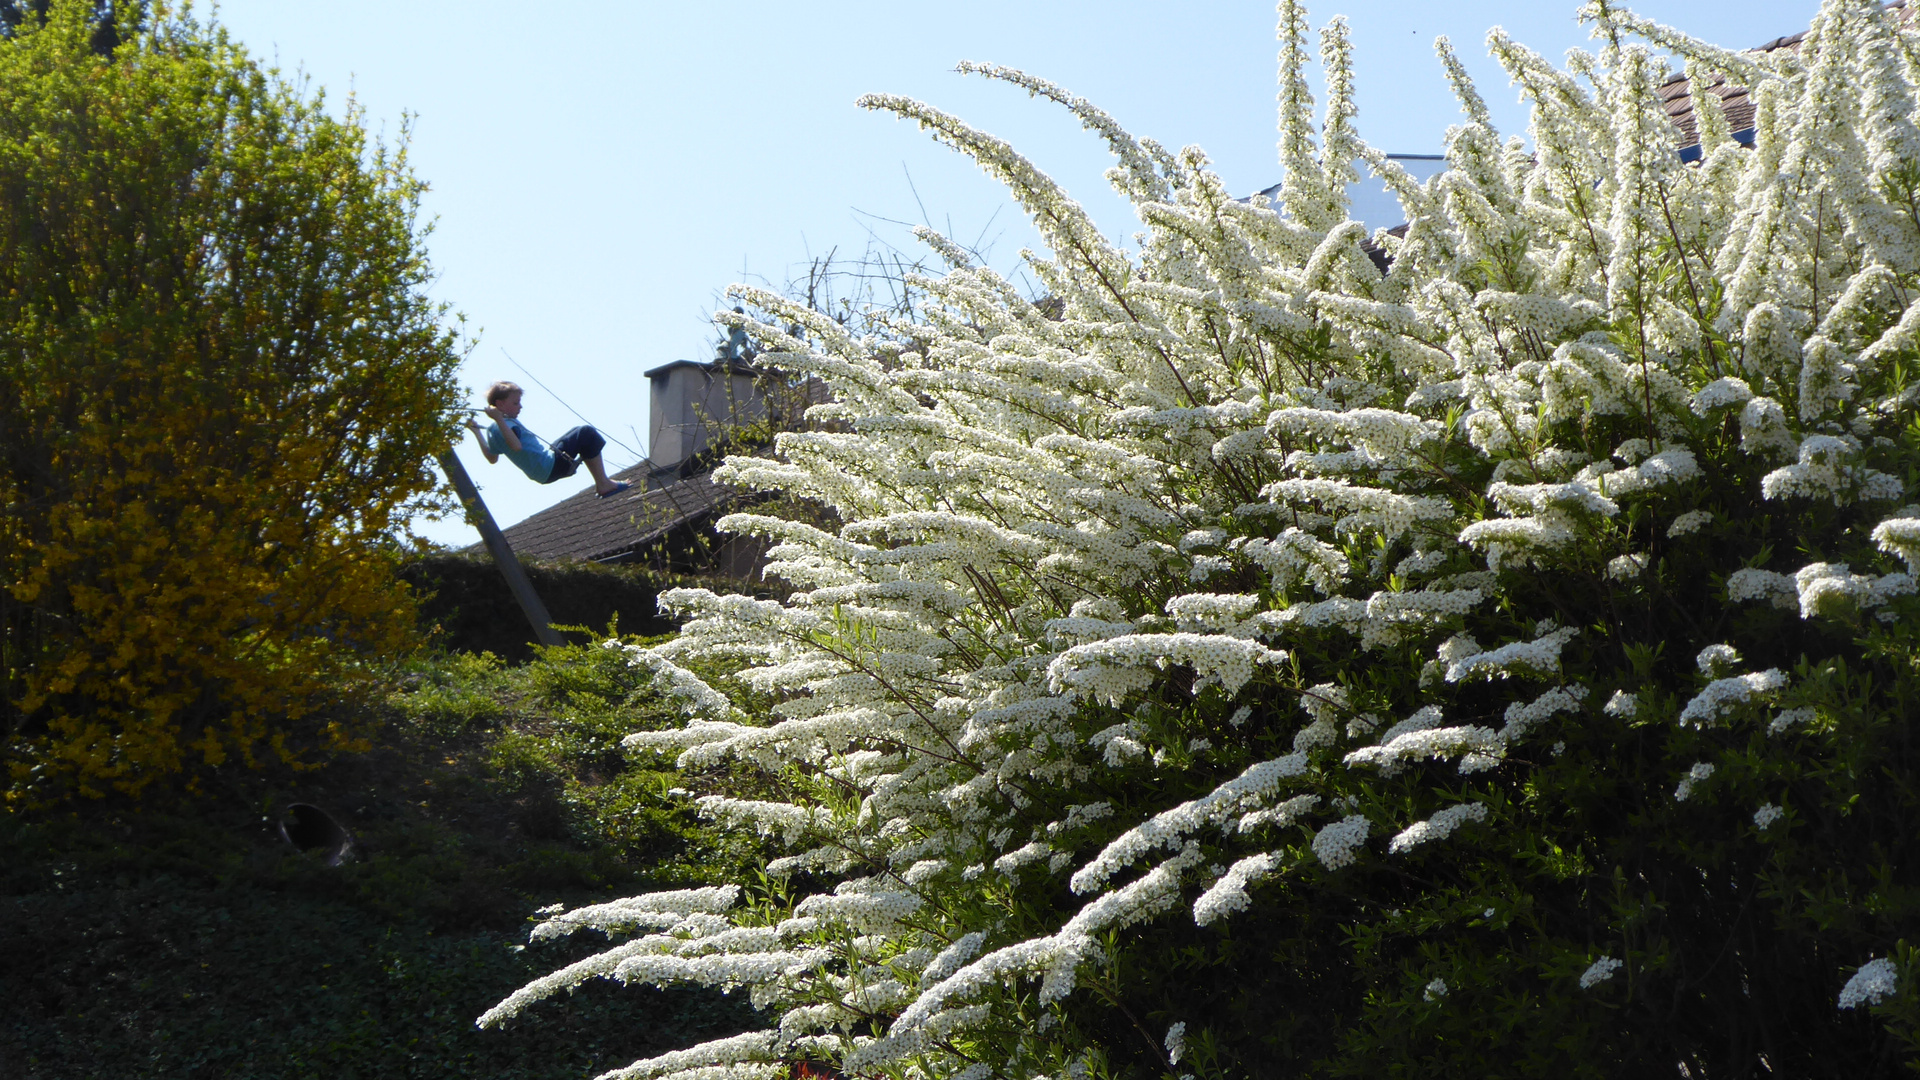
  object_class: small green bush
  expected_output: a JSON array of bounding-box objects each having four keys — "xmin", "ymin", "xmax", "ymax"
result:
[{"xmin": 391, "ymin": 652, "xmax": 511, "ymax": 736}]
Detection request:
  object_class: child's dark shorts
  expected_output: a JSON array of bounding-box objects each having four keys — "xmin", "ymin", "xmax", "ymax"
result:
[{"xmin": 543, "ymin": 425, "xmax": 606, "ymax": 483}]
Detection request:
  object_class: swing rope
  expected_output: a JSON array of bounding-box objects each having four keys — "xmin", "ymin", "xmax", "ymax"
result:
[{"xmin": 499, "ymin": 347, "xmax": 649, "ymax": 469}]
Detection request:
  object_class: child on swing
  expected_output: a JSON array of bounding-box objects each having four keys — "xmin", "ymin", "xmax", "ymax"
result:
[{"xmin": 464, "ymin": 381, "xmax": 631, "ymax": 498}]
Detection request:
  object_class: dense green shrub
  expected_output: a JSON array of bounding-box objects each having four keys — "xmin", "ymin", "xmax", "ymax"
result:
[
  {"xmin": 389, "ymin": 635, "xmax": 772, "ymax": 878},
  {"xmin": 1, "ymin": 635, "xmax": 776, "ymax": 1078},
  {"xmin": 400, "ymin": 553, "xmax": 677, "ymax": 662}
]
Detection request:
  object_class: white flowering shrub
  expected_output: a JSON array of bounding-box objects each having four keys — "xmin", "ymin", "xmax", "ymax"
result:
[{"xmin": 490, "ymin": 1, "xmax": 1920, "ymax": 1074}]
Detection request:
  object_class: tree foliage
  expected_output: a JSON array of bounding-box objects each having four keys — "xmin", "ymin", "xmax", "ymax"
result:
[
  {"xmin": 496, "ymin": 1, "xmax": 1920, "ymax": 1076},
  {"xmin": 0, "ymin": 1, "xmax": 464, "ymax": 800}
]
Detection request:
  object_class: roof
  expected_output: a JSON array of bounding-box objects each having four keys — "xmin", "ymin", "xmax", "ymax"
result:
[
  {"xmin": 1259, "ymin": 3, "xmax": 1917, "ymax": 214},
  {"xmin": 644, "ymin": 357, "xmax": 761, "ymax": 380},
  {"xmin": 484, "ymin": 463, "xmax": 740, "ymax": 564},
  {"xmin": 1662, "ymin": 2, "xmax": 1916, "ymax": 156},
  {"xmin": 1335, "ymin": 6, "xmax": 1918, "ymax": 270}
]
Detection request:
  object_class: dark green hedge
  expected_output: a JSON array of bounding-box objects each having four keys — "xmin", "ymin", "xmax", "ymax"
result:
[{"xmin": 400, "ymin": 553, "xmax": 676, "ymax": 661}]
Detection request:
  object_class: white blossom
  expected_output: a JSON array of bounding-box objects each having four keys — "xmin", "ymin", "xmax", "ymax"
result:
[
  {"xmin": 1312, "ymin": 814, "xmax": 1371, "ymax": 870},
  {"xmin": 1674, "ymin": 761, "xmax": 1715, "ymax": 802},
  {"xmin": 1678, "ymin": 670, "xmax": 1788, "ymax": 727},
  {"xmin": 1667, "ymin": 509, "xmax": 1713, "ymax": 537},
  {"xmin": 1606, "ymin": 553, "xmax": 1648, "ymax": 580},
  {"xmin": 1727, "ymin": 568, "xmax": 1800, "ymax": 609},
  {"xmin": 592, "ymin": 1033, "xmax": 785, "ymax": 1080},
  {"xmin": 1791, "ymin": 561, "xmax": 1916, "ymax": 619},
  {"xmin": 1389, "ymin": 802, "xmax": 1489, "ymax": 855},
  {"xmin": 1874, "ymin": 515, "xmax": 1920, "ymax": 573},
  {"xmin": 1762, "ymin": 435, "xmax": 1900, "ymax": 505},
  {"xmin": 1696, "ymin": 644, "xmax": 1741, "ymax": 676},
  {"xmin": 1579, "ymin": 956, "xmax": 1624, "ymax": 989},
  {"xmin": 1768, "ymin": 707, "xmax": 1817, "ymax": 735},
  {"xmin": 1345, "ymin": 725, "xmax": 1502, "ymax": 775},
  {"xmin": 1738, "ymin": 396, "xmax": 1798, "ymax": 458},
  {"xmin": 1072, "ymin": 753, "xmax": 1308, "ymax": 894},
  {"xmin": 1193, "ymin": 852, "xmax": 1280, "ymax": 926},
  {"xmin": 1839, "ymin": 958, "xmax": 1900, "ymax": 1009},
  {"xmin": 1445, "ymin": 625, "xmax": 1579, "ymax": 682},
  {"xmin": 1690, "ymin": 377, "xmax": 1753, "ymax": 415},
  {"xmin": 1164, "ymin": 1021, "xmax": 1188, "ymax": 1065}
]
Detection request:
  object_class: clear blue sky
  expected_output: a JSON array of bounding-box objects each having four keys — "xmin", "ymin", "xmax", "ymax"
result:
[{"xmin": 212, "ymin": 0, "xmax": 1819, "ymax": 547}]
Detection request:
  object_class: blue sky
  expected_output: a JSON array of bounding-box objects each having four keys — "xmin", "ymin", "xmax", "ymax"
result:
[{"xmin": 211, "ymin": 0, "xmax": 1820, "ymax": 547}]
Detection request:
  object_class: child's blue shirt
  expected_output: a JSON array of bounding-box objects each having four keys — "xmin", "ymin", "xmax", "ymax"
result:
[{"xmin": 485, "ymin": 418, "xmax": 556, "ymax": 482}]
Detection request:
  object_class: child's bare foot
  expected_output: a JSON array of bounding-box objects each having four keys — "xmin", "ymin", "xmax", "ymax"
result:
[{"xmin": 595, "ymin": 481, "xmax": 630, "ymax": 499}]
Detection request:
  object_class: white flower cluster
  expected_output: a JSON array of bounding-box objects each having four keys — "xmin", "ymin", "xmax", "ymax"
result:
[
  {"xmin": 595, "ymin": 1032, "xmax": 785, "ymax": 1080},
  {"xmin": 1875, "ymin": 515, "xmax": 1920, "ymax": 573},
  {"xmin": 1498, "ymin": 685, "xmax": 1588, "ymax": 741},
  {"xmin": 1838, "ymin": 958, "xmax": 1900, "ymax": 1009},
  {"xmin": 1678, "ymin": 670, "xmax": 1788, "ymax": 727},
  {"xmin": 1790, "ymin": 561, "xmax": 1916, "ymax": 619},
  {"xmin": 1579, "ymin": 956, "xmax": 1624, "ymax": 989},
  {"xmin": 1690, "ymin": 377, "xmax": 1754, "ymax": 416},
  {"xmin": 527, "ymin": 885, "xmax": 743, "ymax": 944},
  {"xmin": 494, "ymin": 0, "xmax": 1920, "ymax": 1069},
  {"xmin": 1266, "ymin": 406, "xmax": 1444, "ymax": 459},
  {"xmin": 1345, "ymin": 724, "xmax": 1501, "ymax": 776},
  {"xmin": 792, "ymin": 889, "xmax": 924, "ymax": 933},
  {"xmin": 1242, "ymin": 528, "xmax": 1351, "ymax": 594},
  {"xmin": 1761, "ymin": 435, "xmax": 1902, "ymax": 505},
  {"xmin": 1667, "ymin": 509, "xmax": 1713, "ymax": 537},
  {"xmin": 1696, "ymin": 644, "xmax": 1741, "ymax": 676},
  {"xmin": 1460, "ymin": 482, "xmax": 1617, "ymax": 569},
  {"xmin": 1312, "ymin": 814, "xmax": 1372, "ymax": 870},
  {"xmin": 1606, "ymin": 553, "xmax": 1649, "ymax": 581},
  {"xmin": 1164, "ymin": 1021, "xmax": 1188, "ymax": 1065},
  {"xmin": 1726, "ymin": 568, "xmax": 1800, "ymax": 609},
  {"xmin": 1674, "ymin": 761, "xmax": 1715, "ymax": 802},
  {"xmin": 1049, "ymin": 633, "xmax": 1288, "ymax": 704},
  {"xmin": 1768, "ymin": 707, "xmax": 1817, "ymax": 736},
  {"xmin": 1444, "ymin": 625, "xmax": 1579, "ymax": 682},
  {"xmin": 1387, "ymin": 801, "xmax": 1489, "ymax": 855},
  {"xmin": 1192, "ymin": 852, "xmax": 1280, "ymax": 926},
  {"xmin": 1071, "ymin": 753, "xmax": 1309, "ymax": 894}
]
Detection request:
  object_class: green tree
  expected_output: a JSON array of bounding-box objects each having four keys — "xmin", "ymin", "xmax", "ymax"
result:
[{"xmin": 0, "ymin": 0, "xmax": 465, "ymax": 800}]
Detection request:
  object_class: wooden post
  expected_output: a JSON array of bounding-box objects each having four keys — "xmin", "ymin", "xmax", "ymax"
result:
[{"xmin": 437, "ymin": 451, "xmax": 565, "ymax": 648}]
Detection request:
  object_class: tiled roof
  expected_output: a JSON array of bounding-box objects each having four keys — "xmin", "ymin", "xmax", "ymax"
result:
[
  {"xmin": 1344, "ymin": 5, "xmax": 1916, "ymax": 271},
  {"xmin": 482, "ymin": 464, "xmax": 739, "ymax": 564},
  {"xmin": 1662, "ymin": 2, "xmax": 1916, "ymax": 153}
]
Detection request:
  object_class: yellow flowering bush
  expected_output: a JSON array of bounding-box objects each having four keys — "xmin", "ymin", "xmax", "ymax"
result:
[{"xmin": 0, "ymin": 2, "xmax": 463, "ymax": 799}]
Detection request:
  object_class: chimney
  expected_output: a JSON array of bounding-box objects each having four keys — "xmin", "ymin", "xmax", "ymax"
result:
[{"xmin": 643, "ymin": 354, "xmax": 767, "ymax": 471}]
